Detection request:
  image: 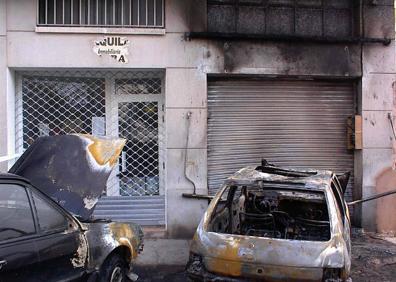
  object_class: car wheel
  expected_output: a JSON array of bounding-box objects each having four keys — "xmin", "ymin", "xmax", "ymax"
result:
[{"xmin": 99, "ymin": 254, "xmax": 128, "ymax": 282}]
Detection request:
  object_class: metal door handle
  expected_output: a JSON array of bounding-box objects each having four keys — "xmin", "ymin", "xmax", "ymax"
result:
[{"xmin": 0, "ymin": 260, "xmax": 7, "ymax": 270}]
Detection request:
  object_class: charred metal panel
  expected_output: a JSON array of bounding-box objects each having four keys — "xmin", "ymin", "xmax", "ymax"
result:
[
  {"xmin": 295, "ymin": 8, "xmax": 323, "ymax": 37},
  {"xmin": 266, "ymin": 7, "xmax": 294, "ymax": 35},
  {"xmin": 237, "ymin": 6, "xmax": 266, "ymax": 34},
  {"xmin": 207, "ymin": 0, "xmax": 357, "ymax": 38},
  {"xmin": 9, "ymin": 135, "xmax": 125, "ymax": 221},
  {"xmin": 208, "ymin": 4, "xmax": 236, "ymax": 33},
  {"xmin": 222, "ymin": 41, "xmax": 361, "ymax": 76},
  {"xmin": 324, "ymin": 9, "xmax": 352, "ymax": 37}
]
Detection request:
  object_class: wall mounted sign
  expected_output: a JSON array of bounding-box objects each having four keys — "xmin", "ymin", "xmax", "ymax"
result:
[{"xmin": 93, "ymin": 36, "xmax": 130, "ymax": 63}]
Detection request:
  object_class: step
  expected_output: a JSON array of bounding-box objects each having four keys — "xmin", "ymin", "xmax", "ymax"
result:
[
  {"xmin": 100, "ymin": 196, "xmax": 165, "ymax": 200},
  {"xmin": 95, "ymin": 203, "xmax": 165, "ymax": 209},
  {"xmin": 94, "ymin": 210, "xmax": 165, "ymax": 216},
  {"xmin": 109, "ymin": 219, "xmax": 165, "ymax": 226},
  {"xmin": 96, "ymin": 201, "xmax": 165, "ymax": 207},
  {"xmin": 97, "ymin": 200, "xmax": 165, "ymax": 205}
]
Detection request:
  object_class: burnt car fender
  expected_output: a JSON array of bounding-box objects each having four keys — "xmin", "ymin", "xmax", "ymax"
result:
[{"xmin": 84, "ymin": 222, "xmax": 144, "ymax": 272}]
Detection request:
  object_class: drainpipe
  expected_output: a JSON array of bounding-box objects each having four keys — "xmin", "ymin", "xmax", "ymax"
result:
[
  {"xmin": 182, "ymin": 111, "xmax": 213, "ymax": 200},
  {"xmin": 183, "ymin": 111, "xmax": 197, "ymax": 195},
  {"xmin": 388, "ymin": 112, "xmax": 396, "ymax": 170}
]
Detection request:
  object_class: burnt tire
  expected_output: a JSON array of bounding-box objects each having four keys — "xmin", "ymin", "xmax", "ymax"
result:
[{"xmin": 99, "ymin": 254, "xmax": 128, "ymax": 282}]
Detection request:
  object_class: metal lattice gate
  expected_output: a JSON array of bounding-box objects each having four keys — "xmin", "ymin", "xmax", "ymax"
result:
[
  {"xmin": 118, "ymin": 102, "xmax": 159, "ymax": 196},
  {"xmin": 16, "ymin": 70, "xmax": 165, "ymax": 225}
]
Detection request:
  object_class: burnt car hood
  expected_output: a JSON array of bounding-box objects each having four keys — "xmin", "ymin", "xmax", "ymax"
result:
[{"xmin": 9, "ymin": 134, "xmax": 125, "ymax": 221}]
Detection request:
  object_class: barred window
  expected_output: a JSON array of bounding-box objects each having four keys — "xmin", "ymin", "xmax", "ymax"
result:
[
  {"xmin": 207, "ymin": 0, "xmax": 357, "ymax": 38},
  {"xmin": 37, "ymin": 0, "xmax": 164, "ymax": 28}
]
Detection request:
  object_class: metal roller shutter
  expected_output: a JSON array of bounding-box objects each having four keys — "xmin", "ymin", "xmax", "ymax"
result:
[{"xmin": 208, "ymin": 80, "xmax": 355, "ymax": 202}]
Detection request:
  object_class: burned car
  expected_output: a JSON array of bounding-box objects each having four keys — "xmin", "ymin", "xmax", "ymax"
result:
[
  {"xmin": 187, "ymin": 161, "xmax": 351, "ymax": 282},
  {"xmin": 0, "ymin": 135, "xmax": 143, "ymax": 282}
]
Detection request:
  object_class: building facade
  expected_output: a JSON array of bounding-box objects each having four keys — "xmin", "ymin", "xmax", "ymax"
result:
[{"xmin": 0, "ymin": 0, "xmax": 395, "ymax": 238}]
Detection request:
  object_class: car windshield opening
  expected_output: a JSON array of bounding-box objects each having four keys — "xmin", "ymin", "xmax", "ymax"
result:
[{"xmin": 209, "ymin": 184, "xmax": 331, "ymax": 241}]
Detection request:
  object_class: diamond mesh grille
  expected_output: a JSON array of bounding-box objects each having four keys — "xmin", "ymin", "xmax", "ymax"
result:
[
  {"xmin": 16, "ymin": 70, "xmax": 164, "ymax": 197},
  {"xmin": 21, "ymin": 76, "xmax": 105, "ymax": 148},
  {"xmin": 118, "ymin": 102, "xmax": 159, "ymax": 196}
]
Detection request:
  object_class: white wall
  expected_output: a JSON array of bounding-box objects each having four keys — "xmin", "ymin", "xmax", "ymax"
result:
[{"xmin": 360, "ymin": 1, "xmax": 396, "ymax": 230}]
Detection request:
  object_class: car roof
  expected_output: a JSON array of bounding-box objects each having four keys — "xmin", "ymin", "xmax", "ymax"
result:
[
  {"xmin": 0, "ymin": 172, "xmax": 31, "ymax": 183},
  {"xmin": 224, "ymin": 165, "xmax": 334, "ymax": 191}
]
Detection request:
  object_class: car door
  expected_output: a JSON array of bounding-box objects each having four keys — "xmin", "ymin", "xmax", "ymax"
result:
[
  {"xmin": 0, "ymin": 181, "xmax": 41, "ymax": 282},
  {"xmin": 28, "ymin": 187, "xmax": 88, "ymax": 281},
  {"xmin": 30, "ymin": 187, "xmax": 88, "ymax": 282}
]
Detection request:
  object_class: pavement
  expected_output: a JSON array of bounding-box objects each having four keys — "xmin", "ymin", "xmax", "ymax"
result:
[
  {"xmin": 350, "ymin": 230, "xmax": 396, "ymax": 282},
  {"xmin": 134, "ymin": 230, "xmax": 396, "ymax": 282},
  {"xmin": 134, "ymin": 265, "xmax": 188, "ymax": 282}
]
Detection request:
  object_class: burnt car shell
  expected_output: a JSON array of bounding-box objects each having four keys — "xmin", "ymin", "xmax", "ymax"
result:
[
  {"xmin": 187, "ymin": 163, "xmax": 351, "ymax": 282},
  {"xmin": 5, "ymin": 134, "xmax": 144, "ymax": 280}
]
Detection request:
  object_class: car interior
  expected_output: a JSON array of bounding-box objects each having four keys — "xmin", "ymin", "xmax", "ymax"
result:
[{"xmin": 208, "ymin": 184, "xmax": 331, "ymax": 241}]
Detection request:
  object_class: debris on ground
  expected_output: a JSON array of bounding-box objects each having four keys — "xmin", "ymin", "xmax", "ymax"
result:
[{"xmin": 351, "ymin": 229, "xmax": 396, "ymax": 282}]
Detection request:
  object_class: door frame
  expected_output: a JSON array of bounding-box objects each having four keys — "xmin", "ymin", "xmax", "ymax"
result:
[{"xmin": 105, "ymin": 76, "xmax": 165, "ymax": 197}]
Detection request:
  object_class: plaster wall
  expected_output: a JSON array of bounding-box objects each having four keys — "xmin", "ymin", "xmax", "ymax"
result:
[{"xmin": 360, "ymin": 1, "xmax": 396, "ymax": 231}]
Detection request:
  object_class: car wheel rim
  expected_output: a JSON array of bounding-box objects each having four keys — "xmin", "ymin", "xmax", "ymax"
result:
[{"xmin": 110, "ymin": 266, "xmax": 123, "ymax": 282}]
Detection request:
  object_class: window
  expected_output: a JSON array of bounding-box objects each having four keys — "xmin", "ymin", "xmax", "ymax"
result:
[
  {"xmin": 17, "ymin": 70, "xmax": 164, "ymax": 198},
  {"xmin": 20, "ymin": 76, "xmax": 106, "ymax": 149},
  {"xmin": 0, "ymin": 184, "xmax": 36, "ymax": 241},
  {"xmin": 207, "ymin": 0, "xmax": 356, "ymax": 37},
  {"xmin": 38, "ymin": 0, "xmax": 164, "ymax": 28},
  {"xmin": 31, "ymin": 191, "xmax": 69, "ymax": 232}
]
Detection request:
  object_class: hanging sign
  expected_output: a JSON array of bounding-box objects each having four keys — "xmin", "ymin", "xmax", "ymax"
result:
[{"xmin": 93, "ymin": 36, "xmax": 130, "ymax": 63}]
